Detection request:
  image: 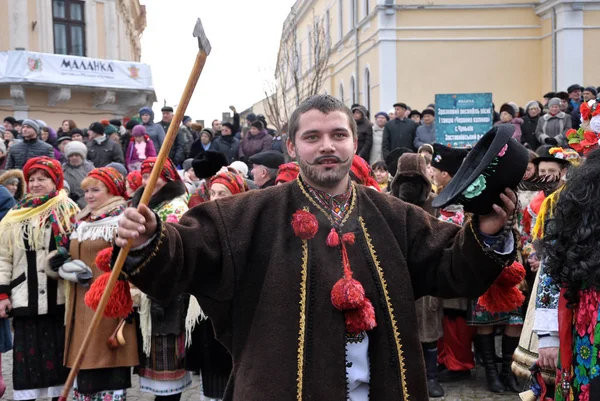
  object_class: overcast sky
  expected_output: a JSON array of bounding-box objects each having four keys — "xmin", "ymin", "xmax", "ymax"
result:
[{"xmin": 139, "ymin": 0, "xmax": 295, "ymax": 124}]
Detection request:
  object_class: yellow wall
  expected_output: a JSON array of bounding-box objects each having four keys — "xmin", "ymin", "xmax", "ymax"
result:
[
  {"xmin": 583, "ymin": 11, "xmax": 600, "ymax": 85},
  {"xmin": 96, "ymin": 2, "xmax": 106, "ymax": 59},
  {"xmin": 28, "ymin": 0, "xmax": 39, "ymax": 52},
  {"xmin": 0, "ymin": 0, "xmax": 9, "ymax": 50}
]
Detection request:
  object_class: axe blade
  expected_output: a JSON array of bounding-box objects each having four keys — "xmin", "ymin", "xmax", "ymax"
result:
[{"xmin": 193, "ymin": 18, "xmax": 211, "ymax": 55}]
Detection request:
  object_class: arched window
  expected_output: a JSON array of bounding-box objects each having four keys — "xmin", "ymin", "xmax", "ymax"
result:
[
  {"xmin": 364, "ymin": 67, "xmax": 371, "ymax": 112},
  {"xmin": 339, "ymin": 83, "xmax": 344, "ymax": 103},
  {"xmin": 350, "ymin": 76, "xmax": 356, "ymax": 105}
]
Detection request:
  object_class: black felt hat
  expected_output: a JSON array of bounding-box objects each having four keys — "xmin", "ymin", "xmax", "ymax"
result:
[
  {"xmin": 532, "ymin": 145, "xmax": 571, "ymax": 166},
  {"xmin": 431, "ymin": 144, "xmax": 469, "ymax": 177},
  {"xmin": 432, "ymin": 124, "xmax": 529, "ymax": 215},
  {"xmin": 249, "ymin": 150, "xmax": 285, "ymax": 170},
  {"xmin": 192, "ymin": 150, "xmax": 228, "ymax": 179},
  {"xmin": 385, "ymin": 147, "xmax": 413, "ymax": 177}
]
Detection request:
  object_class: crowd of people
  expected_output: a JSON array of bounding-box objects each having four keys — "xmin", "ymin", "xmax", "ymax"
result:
[{"xmin": 0, "ymin": 82, "xmax": 597, "ymax": 401}]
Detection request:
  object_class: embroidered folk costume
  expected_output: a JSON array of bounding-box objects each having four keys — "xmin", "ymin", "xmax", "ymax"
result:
[
  {"xmin": 115, "ymin": 175, "xmax": 516, "ymax": 400},
  {"xmin": 131, "ymin": 158, "xmax": 203, "ymax": 397},
  {"xmin": 0, "ymin": 157, "xmax": 79, "ymax": 400},
  {"xmin": 58, "ymin": 167, "xmax": 138, "ymax": 401}
]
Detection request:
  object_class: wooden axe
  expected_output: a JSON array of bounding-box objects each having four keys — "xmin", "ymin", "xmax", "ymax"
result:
[{"xmin": 58, "ymin": 18, "xmax": 211, "ymax": 401}]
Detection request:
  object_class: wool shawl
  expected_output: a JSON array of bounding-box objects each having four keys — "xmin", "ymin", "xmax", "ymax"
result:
[{"xmin": 0, "ymin": 189, "xmax": 79, "ymax": 252}]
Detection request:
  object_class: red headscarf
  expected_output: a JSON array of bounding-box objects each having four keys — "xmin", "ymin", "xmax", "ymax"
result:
[
  {"xmin": 87, "ymin": 167, "xmax": 126, "ymax": 197},
  {"xmin": 350, "ymin": 156, "xmax": 380, "ymax": 191},
  {"xmin": 141, "ymin": 157, "xmax": 180, "ymax": 182},
  {"xmin": 126, "ymin": 170, "xmax": 143, "ymax": 192},
  {"xmin": 209, "ymin": 171, "xmax": 248, "ymax": 196},
  {"xmin": 275, "ymin": 162, "xmax": 300, "ymax": 184},
  {"xmin": 23, "ymin": 156, "xmax": 64, "ymax": 191}
]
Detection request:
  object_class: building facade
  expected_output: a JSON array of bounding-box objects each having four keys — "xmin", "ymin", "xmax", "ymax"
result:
[
  {"xmin": 271, "ymin": 0, "xmax": 600, "ymax": 120},
  {"xmin": 0, "ymin": 0, "xmax": 155, "ymax": 129}
]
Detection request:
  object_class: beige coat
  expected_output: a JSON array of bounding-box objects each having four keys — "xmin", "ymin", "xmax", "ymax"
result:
[{"xmin": 63, "ymin": 206, "xmax": 138, "ymax": 370}]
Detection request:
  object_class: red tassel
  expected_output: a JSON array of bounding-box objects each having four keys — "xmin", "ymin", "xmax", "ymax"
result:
[
  {"xmin": 326, "ymin": 228, "xmax": 340, "ymax": 247},
  {"xmin": 478, "ymin": 284, "xmax": 525, "ymax": 313},
  {"xmin": 494, "ymin": 262, "xmax": 526, "ymax": 287},
  {"xmin": 345, "ymin": 298, "xmax": 377, "ymax": 334},
  {"xmin": 95, "ymin": 247, "xmax": 113, "ymax": 273},
  {"xmin": 331, "ymin": 277, "xmax": 365, "ymax": 310},
  {"xmin": 85, "ymin": 273, "xmax": 133, "ymax": 319},
  {"xmin": 342, "ymin": 232, "xmax": 355, "ymax": 245}
]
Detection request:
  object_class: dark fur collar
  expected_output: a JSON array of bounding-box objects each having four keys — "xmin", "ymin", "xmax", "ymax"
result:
[{"xmin": 131, "ymin": 180, "xmax": 187, "ymax": 210}]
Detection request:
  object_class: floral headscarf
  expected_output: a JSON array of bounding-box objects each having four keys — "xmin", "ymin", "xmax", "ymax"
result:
[
  {"xmin": 209, "ymin": 171, "xmax": 248, "ymax": 195},
  {"xmin": 127, "ymin": 170, "xmax": 143, "ymax": 192},
  {"xmin": 23, "ymin": 156, "xmax": 64, "ymax": 192},
  {"xmin": 88, "ymin": 167, "xmax": 126, "ymax": 197},
  {"xmin": 275, "ymin": 162, "xmax": 300, "ymax": 184},
  {"xmin": 141, "ymin": 157, "xmax": 180, "ymax": 182}
]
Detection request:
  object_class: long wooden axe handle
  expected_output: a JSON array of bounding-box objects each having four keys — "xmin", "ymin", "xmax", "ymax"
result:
[{"xmin": 58, "ymin": 18, "xmax": 211, "ymax": 401}]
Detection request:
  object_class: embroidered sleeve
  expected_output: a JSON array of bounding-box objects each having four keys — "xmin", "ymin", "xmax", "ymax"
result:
[{"xmin": 533, "ymin": 261, "xmax": 560, "ymax": 335}]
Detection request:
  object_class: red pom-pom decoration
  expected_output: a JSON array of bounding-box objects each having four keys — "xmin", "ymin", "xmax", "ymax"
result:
[
  {"xmin": 478, "ymin": 284, "xmax": 525, "ymax": 313},
  {"xmin": 342, "ymin": 232, "xmax": 355, "ymax": 245},
  {"xmin": 331, "ymin": 277, "xmax": 365, "ymax": 310},
  {"xmin": 494, "ymin": 262, "xmax": 526, "ymax": 287},
  {"xmin": 345, "ymin": 298, "xmax": 377, "ymax": 334},
  {"xmin": 326, "ymin": 228, "xmax": 340, "ymax": 247},
  {"xmin": 84, "ymin": 273, "xmax": 133, "ymax": 319},
  {"xmin": 291, "ymin": 210, "xmax": 319, "ymax": 240},
  {"xmin": 95, "ymin": 247, "xmax": 113, "ymax": 273}
]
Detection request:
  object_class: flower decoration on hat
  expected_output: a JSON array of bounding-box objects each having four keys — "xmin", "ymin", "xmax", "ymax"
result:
[
  {"xmin": 549, "ymin": 147, "xmax": 565, "ymax": 159},
  {"xmin": 460, "ymin": 143, "xmax": 508, "ymax": 201},
  {"xmin": 434, "ymin": 154, "xmax": 442, "ymax": 163}
]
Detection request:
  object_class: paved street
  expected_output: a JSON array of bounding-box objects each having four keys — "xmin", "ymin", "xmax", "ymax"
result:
[{"xmin": 1, "ymin": 351, "xmax": 523, "ymax": 401}]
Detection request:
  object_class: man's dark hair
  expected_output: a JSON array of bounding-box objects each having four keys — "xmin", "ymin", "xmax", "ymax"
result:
[{"xmin": 287, "ymin": 94, "xmax": 357, "ymax": 144}]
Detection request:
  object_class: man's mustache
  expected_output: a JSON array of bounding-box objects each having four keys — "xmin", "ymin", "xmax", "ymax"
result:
[{"xmin": 306, "ymin": 156, "xmax": 350, "ymax": 166}]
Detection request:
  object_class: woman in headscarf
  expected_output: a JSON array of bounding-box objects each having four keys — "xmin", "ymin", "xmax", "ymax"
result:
[
  {"xmin": 131, "ymin": 157, "xmax": 202, "ymax": 401},
  {"xmin": 0, "ymin": 156, "xmax": 79, "ymax": 400},
  {"xmin": 55, "ymin": 167, "xmax": 138, "ymax": 401},
  {"xmin": 349, "ymin": 155, "xmax": 381, "ymax": 191},
  {"xmin": 126, "ymin": 170, "xmax": 143, "ymax": 200},
  {"xmin": 187, "ymin": 170, "xmax": 247, "ymax": 401}
]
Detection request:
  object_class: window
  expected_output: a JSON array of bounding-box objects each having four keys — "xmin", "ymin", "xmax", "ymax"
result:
[
  {"xmin": 53, "ymin": 0, "xmax": 86, "ymax": 56},
  {"xmin": 350, "ymin": 76, "xmax": 356, "ymax": 105},
  {"xmin": 364, "ymin": 68, "xmax": 371, "ymax": 112},
  {"xmin": 339, "ymin": 83, "xmax": 344, "ymax": 104},
  {"xmin": 350, "ymin": 0, "xmax": 357, "ymax": 28},
  {"xmin": 338, "ymin": 0, "xmax": 344, "ymax": 41},
  {"xmin": 364, "ymin": 0, "xmax": 370, "ymax": 18}
]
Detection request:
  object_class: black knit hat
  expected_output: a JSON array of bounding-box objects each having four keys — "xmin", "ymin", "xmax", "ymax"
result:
[
  {"xmin": 499, "ymin": 103, "xmax": 516, "ymax": 118},
  {"xmin": 89, "ymin": 122, "xmax": 105, "ymax": 135},
  {"xmin": 3, "ymin": 117, "xmax": 16, "ymax": 126},
  {"xmin": 584, "ymin": 86, "xmax": 598, "ymax": 97},
  {"xmin": 125, "ymin": 120, "xmax": 139, "ymax": 131},
  {"xmin": 432, "ymin": 125, "xmax": 529, "ymax": 215},
  {"xmin": 222, "ymin": 122, "xmax": 235, "ymax": 132},
  {"xmin": 431, "ymin": 144, "xmax": 469, "ymax": 177},
  {"xmin": 109, "ymin": 119, "xmax": 122, "ymax": 127}
]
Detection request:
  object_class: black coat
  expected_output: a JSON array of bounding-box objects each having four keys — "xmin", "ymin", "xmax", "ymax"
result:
[
  {"xmin": 382, "ymin": 118, "xmax": 418, "ymax": 158},
  {"xmin": 353, "ymin": 106, "xmax": 373, "ymax": 163},
  {"xmin": 212, "ymin": 135, "xmax": 240, "ymax": 164},
  {"xmin": 86, "ymin": 136, "xmax": 124, "ymax": 168},
  {"xmin": 520, "ymin": 115, "xmax": 540, "ymax": 150}
]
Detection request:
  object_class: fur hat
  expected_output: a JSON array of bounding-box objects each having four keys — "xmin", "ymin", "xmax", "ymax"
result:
[
  {"xmin": 250, "ymin": 120, "xmax": 264, "ymax": 131},
  {"xmin": 65, "ymin": 140, "xmax": 88, "ymax": 158},
  {"xmin": 500, "ymin": 103, "xmax": 516, "ymax": 118},
  {"xmin": 385, "ymin": 147, "xmax": 414, "ymax": 177},
  {"xmin": 192, "ymin": 150, "xmax": 228, "ymax": 179},
  {"xmin": 0, "ymin": 169, "xmax": 25, "ymax": 200}
]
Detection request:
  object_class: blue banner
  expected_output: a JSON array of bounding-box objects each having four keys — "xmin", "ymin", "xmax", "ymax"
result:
[{"xmin": 435, "ymin": 93, "xmax": 493, "ymax": 148}]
